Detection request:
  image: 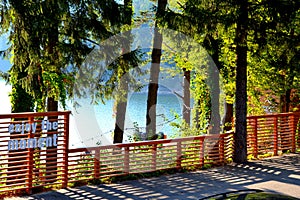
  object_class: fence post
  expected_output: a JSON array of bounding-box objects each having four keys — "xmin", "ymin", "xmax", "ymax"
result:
[
  {"xmin": 290, "ymin": 114, "xmax": 296, "ymax": 153},
  {"xmin": 176, "ymin": 141, "xmax": 182, "ymax": 169},
  {"xmin": 26, "ymin": 116, "xmax": 33, "ymax": 195},
  {"xmin": 273, "ymin": 116, "xmax": 278, "ymax": 156},
  {"xmin": 152, "ymin": 144, "xmax": 157, "ymax": 171},
  {"xmin": 94, "ymin": 149, "xmax": 100, "ymax": 179},
  {"xmin": 253, "ymin": 118, "xmax": 258, "ymax": 158},
  {"xmin": 199, "ymin": 138, "xmax": 204, "ymax": 167},
  {"xmin": 124, "ymin": 147, "xmax": 130, "ymax": 174},
  {"xmin": 219, "ymin": 135, "xmax": 225, "ymax": 164},
  {"xmin": 296, "ymin": 113, "xmax": 300, "ymax": 150},
  {"xmin": 62, "ymin": 113, "xmax": 70, "ymax": 188}
]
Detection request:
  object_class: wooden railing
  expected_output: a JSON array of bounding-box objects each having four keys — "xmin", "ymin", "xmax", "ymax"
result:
[
  {"xmin": 0, "ymin": 111, "xmax": 299, "ymax": 196},
  {"xmin": 67, "ymin": 133, "xmax": 233, "ymax": 184},
  {"xmin": 0, "ymin": 111, "xmax": 70, "ymax": 195},
  {"xmin": 247, "ymin": 112, "xmax": 300, "ymax": 158}
]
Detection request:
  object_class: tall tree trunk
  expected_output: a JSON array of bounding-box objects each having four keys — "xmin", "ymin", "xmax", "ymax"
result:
[
  {"xmin": 46, "ymin": 0, "xmax": 59, "ymax": 181},
  {"xmin": 195, "ymin": 99, "xmax": 201, "ymax": 129},
  {"xmin": 47, "ymin": 97, "xmax": 58, "ymax": 112},
  {"xmin": 279, "ymin": 89, "xmax": 292, "ymax": 153},
  {"xmin": 223, "ymin": 101, "xmax": 234, "ymax": 132},
  {"xmin": 146, "ymin": 45, "xmax": 160, "ymax": 139},
  {"xmin": 234, "ymin": 0, "xmax": 248, "ymax": 163},
  {"xmin": 113, "ymin": 74, "xmax": 129, "ymax": 143},
  {"xmin": 207, "ymin": 35, "xmax": 221, "ymax": 134},
  {"xmin": 183, "ymin": 68, "xmax": 191, "ymax": 125},
  {"xmin": 113, "ymin": 0, "xmax": 133, "ymax": 144},
  {"xmin": 146, "ymin": 0, "xmax": 167, "ymax": 139},
  {"xmin": 209, "ymin": 64, "xmax": 221, "ymax": 134},
  {"xmin": 280, "ymin": 89, "xmax": 292, "ymax": 113},
  {"xmin": 46, "ymin": 97, "xmax": 58, "ymax": 182},
  {"xmin": 222, "ymin": 65, "xmax": 235, "ymax": 132}
]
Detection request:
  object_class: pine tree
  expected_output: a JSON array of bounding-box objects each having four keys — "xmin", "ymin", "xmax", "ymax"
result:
[{"xmin": 146, "ymin": 0, "xmax": 168, "ymax": 139}]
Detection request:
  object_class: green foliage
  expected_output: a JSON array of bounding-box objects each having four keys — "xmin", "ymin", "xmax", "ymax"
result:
[
  {"xmin": 0, "ymin": 0, "xmax": 125, "ymax": 111},
  {"xmin": 161, "ymin": 0, "xmax": 300, "ymax": 118},
  {"xmin": 169, "ymin": 111, "xmax": 207, "ymax": 138},
  {"xmin": 10, "ymin": 84, "xmax": 34, "ymax": 112},
  {"xmin": 246, "ymin": 1, "xmax": 300, "ymax": 114},
  {"xmin": 192, "ymin": 74, "xmax": 211, "ymax": 128},
  {"xmin": 127, "ymin": 122, "xmax": 142, "ymax": 142}
]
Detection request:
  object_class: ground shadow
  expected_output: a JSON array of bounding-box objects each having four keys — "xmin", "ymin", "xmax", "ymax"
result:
[{"xmin": 23, "ymin": 153, "xmax": 300, "ymax": 200}]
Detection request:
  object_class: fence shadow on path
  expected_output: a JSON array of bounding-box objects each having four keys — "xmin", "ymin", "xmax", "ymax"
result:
[{"xmin": 23, "ymin": 153, "xmax": 300, "ymax": 200}]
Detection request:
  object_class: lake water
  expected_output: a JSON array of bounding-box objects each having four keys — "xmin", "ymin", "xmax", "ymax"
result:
[
  {"xmin": 96, "ymin": 92, "xmax": 182, "ymax": 139},
  {"xmin": 70, "ymin": 90, "xmax": 183, "ymax": 147}
]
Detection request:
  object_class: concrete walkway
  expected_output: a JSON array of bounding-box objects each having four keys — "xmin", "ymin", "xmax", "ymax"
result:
[{"xmin": 6, "ymin": 153, "xmax": 300, "ymax": 200}]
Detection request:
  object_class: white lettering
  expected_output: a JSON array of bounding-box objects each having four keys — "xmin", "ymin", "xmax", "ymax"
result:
[
  {"xmin": 27, "ymin": 138, "xmax": 37, "ymax": 148},
  {"xmin": 8, "ymin": 124, "xmax": 14, "ymax": 133},
  {"xmin": 52, "ymin": 121, "xmax": 58, "ymax": 130},
  {"xmin": 25, "ymin": 123, "xmax": 31, "ymax": 132},
  {"xmin": 8, "ymin": 121, "xmax": 57, "ymax": 134},
  {"xmin": 46, "ymin": 120, "xmax": 52, "ymax": 130},
  {"xmin": 8, "ymin": 140, "xmax": 18, "ymax": 151},
  {"xmin": 53, "ymin": 134, "xmax": 57, "ymax": 146},
  {"xmin": 21, "ymin": 121, "xmax": 25, "ymax": 134},
  {"xmin": 15, "ymin": 124, "xmax": 21, "ymax": 132},
  {"xmin": 42, "ymin": 120, "xmax": 47, "ymax": 130},
  {"xmin": 19, "ymin": 139, "xmax": 27, "ymax": 149},
  {"xmin": 46, "ymin": 136, "xmax": 52, "ymax": 147},
  {"xmin": 7, "ymin": 120, "xmax": 59, "ymax": 151},
  {"xmin": 38, "ymin": 137, "xmax": 46, "ymax": 148},
  {"xmin": 31, "ymin": 122, "xmax": 37, "ymax": 133},
  {"xmin": 8, "ymin": 135, "xmax": 58, "ymax": 151}
]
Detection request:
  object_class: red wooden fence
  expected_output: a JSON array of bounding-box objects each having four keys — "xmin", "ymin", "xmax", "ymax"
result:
[
  {"xmin": 67, "ymin": 133, "xmax": 233, "ymax": 184},
  {"xmin": 247, "ymin": 112, "xmax": 300, "ymax": 158},
  {"xmin": 0, "ymin": 111, "xmax": 70, "ymax": 195},
  {"xmin": 0, "ymin": 111, "xmax": 299, "ymax": 196}
]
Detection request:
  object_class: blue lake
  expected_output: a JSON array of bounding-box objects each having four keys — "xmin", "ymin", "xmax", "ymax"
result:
[
  {"xmin": 70, "ymin": 90, "xmax": 184, "ymax": 147},
  {"xmin": 94, "ymin": 92, "xmax": 183, "ymax": 141}
]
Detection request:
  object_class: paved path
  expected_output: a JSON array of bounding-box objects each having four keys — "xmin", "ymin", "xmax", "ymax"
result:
[{"xmin": 6, "ymin": 153, "xmax": 300, "ymax": 200}]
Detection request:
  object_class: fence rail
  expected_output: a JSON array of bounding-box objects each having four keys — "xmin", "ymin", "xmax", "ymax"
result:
[
  {"xmin": 247, "ymin": 112, "xmax": 300, "ymax": 158},
  {"xmin": 67, "ymin": 133, "xmax": 233, "ymax": 184},
  {"xmin": 0, "ymin": 111, "xmax": 299, "ymax": 196}
]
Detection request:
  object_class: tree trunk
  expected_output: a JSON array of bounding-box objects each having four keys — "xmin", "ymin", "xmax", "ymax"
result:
[
  {"xmin": 47, "ymin": 97, "xmax": 58, "ymax": 112},
  {"xmin": 113, "ymin": 0, "xmax": 132, "ymax": 144},
  {"xmin": 146, "ymin": 0, "xmax": 167, "ymax": 139},
  {"xmin": 113, "ymin": 75, "xmax": 129, "ymax": 143},
  {"xmin": 209, "ymin": 66, "xmax": 221, "ymax": 134},
  {"xmin": 146, "ymin": 51, "xmax": 160, "ymax": 139},
  {"xmin": 113, "ymin": 101, "xmax": 127, "ymax": 143},
  {"xmin": 46, "ymin": 1, "xmax": 59, "ymax": 180},
  {"xmin": 183, "ymin": 68, "xmax": 191, "ymax": 126},
  {"xmin": 195, "ymin": 99, "xmax": 201, "ymax": 129},
  {"xmin": 280, "ymin": 89, "xmax": 292, "ymax": 113},
  {"xmin": 46, "ymin": 97, "xmax": 58, "ymax": 182},
  {"xmin": 207, "ymin": 35, "xmax": 221, "ymax": 134},
  {"xmin": 223, "ymin": 101, "xmax": 234, "ymax": 132},
  {"xmin": 233, "ymin": 0, "xmax": 248, "ymax": 163},
  {"xmin": 279, "ymin": 89, "xmax": 292, "ymax": 152}
]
